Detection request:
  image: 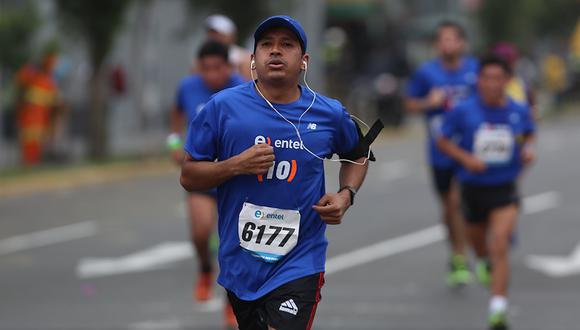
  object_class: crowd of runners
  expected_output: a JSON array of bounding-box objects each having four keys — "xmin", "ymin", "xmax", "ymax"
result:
[{"xmin": 170, "ymin": 14, "xmax": 536, "ymax": 330}]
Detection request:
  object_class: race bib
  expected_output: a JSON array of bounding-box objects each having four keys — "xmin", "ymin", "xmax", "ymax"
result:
[
  {"xmin": 474, "ymin": 124, "xmax": 514, "ymax": 165},
  {"xmin": 238, "ymin": 202, "xmax": 300, "ymax": 263}
]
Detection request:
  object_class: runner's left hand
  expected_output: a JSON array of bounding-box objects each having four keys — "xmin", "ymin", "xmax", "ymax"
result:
[{"xmin": 312, "ymin": 191, "xmax": 351, "ymax": 225}]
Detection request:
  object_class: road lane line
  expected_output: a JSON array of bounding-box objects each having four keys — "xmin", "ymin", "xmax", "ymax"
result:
[
  {"xmin": 326, "ymin": 191, "xmax": 560, "ymax": 276},
  {"xmin": 77, "ymin": 241, "xmax": 192, "ymax": 279},
  {"xmin": 0, "ymin": 221, "xmax": 97, "ymax": 256},
  {"xmin": 326, "ymin": 225, "xmax": 444, "ymax": 275},
  {"xmin": 522, "ymin": 191, "xmax": 561, "ymax": 215},
  {"xmin": 128, "ymin": 319, "xmax": 183, "ymax": 330}
]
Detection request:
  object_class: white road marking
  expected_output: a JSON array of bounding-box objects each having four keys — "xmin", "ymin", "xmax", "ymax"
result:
[
  {"xmin": 196, "ymin": 296, "xmax": 224, "ymax": 313},
  {"xmin": 77, "ymin": 241, "xmax": 192, "ymax": 279},
  {"xmin": 522, "ymin": 191, "xmax": 561, "ymax": 215},
  {"xmin": 0, "ymin": 221, "xmax": 97, "ymax": 256},
  {"xmin": 326, "ymin": 225, "xmax": 444, "ymax": 275},
  {"xmin": 526, "ymin": 242, "xmax": 580, "ymax": 277},
  {"xmin": 73, "ymin": 191, "xmax": 560, "ymax": 279},
  {"xmin": 128, "ymin": 318, "xmax": 183, "ymax": 330},
  {"xmin": 326, "ymin": 191, "xmax": 560, "ymax": 276}
]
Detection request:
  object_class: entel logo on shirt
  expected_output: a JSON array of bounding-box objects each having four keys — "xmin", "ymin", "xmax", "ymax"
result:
[
  {"xmin": 255, "ymin": 135, "xmax": 304, "ymax": 150},
  {"xmin": 254, "ymin": 135, "xmax": 298, "ymax": 183},
  {"xmin": 253, "ymin": 209, "xmax": 284, "ymax": 220}
]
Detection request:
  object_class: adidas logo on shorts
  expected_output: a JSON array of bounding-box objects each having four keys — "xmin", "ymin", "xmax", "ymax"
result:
[{"xmin": 279, "ymin": 299, "xmax": 299, "ymax": 315}]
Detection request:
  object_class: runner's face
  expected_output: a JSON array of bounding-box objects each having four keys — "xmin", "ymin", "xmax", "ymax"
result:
[
  {"xmin": 198, "ymin": 55, "xmax": 232, "ymax": 91},
  {"xmin": 254, "ymin": 27, "xmax": 305, "ymax": 84},
  {"xmin": 478, "ymin": 65, "xmax": 509, "ymax": 105},
  {"xmin": 436, "ymin": 27, "xmax": 465, "ymax": 60}
]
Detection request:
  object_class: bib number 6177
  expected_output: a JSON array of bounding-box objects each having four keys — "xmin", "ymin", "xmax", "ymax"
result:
[{"xmin": 241, "ymin": 223, "xmax": 295, "ymax": 248}]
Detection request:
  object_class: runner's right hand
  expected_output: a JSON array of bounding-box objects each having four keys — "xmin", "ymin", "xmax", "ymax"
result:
[
  {"xmin": 426, "ymin": 88, "xmax": 446, "ymax": 109},
  {"xmin": 463, "ymin": 155, "xmax": 486, "ymax": 173},
  {"xmin": 235, "ymin": 144, "xmax": 275, "ymax": 175}
]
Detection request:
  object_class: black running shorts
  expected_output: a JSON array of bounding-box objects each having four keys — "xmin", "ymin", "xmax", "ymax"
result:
[
  {"xmin": 227, "ymin": 273, "xmax": 325, "ymax": 330},
  {"xmin": 460, "ymin": 182, "xmax": 520, "ymax": 223}
]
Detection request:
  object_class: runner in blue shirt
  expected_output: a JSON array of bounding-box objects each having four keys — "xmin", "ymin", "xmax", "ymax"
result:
[
  {"xmin": 181, "ymin": 16, "xmax": 372, "ymax": 330},
  {"xmin": 437, "ymin": 55, "xmax": 536, "ymax": 330},
  {"xmin": 405, "ymin": 21, "xmax": 478, "ymax": 287},
  {"xmin": 167, "ymin": 40, "xmax": 244, "ymax": 329}
]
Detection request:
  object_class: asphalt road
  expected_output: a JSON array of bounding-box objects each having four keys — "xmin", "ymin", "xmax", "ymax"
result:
[{"xmin": 1, "ymin": 116, "xmax": 579, "ymax": 330}]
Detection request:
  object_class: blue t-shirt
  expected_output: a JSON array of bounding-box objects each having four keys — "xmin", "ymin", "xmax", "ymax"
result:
[
  {"xmin": 407, "ymin": 56, "xmax": 479, "ymax": 168},
  {"xmin": 184, "ymin": 82, "xmax": 359, "ymax": 300},
  {"xmin": 175, "ymin": 73, "xmax": 245, "ymax": 123},
  {"xmin": 440, "ymin": 95, "xmax": 535, "ymax": 186}
]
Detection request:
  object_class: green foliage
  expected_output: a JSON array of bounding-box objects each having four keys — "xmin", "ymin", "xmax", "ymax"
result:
[
  {"xmin": 54, "ymin": 0, "xmax": 132, "ymax": 160},
  {"xmin": 55, "ymin": 0, "xmax": 132, "ymax": 67},
  {"xmin": 478, "ymin": 0, "xmax": 580, "ymax": 51},
  {"xmin": 0, "ymin": 2, "xmax": 39, "ymax": 72}
]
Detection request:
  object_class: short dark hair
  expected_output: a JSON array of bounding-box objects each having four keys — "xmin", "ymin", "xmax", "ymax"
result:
[
  {"xmin": 435, "ymin": 21, "xmax": 466, "ymax": 40},
  {"xmin": 197, "ymin": 40, "xmax": 229, "ymax": 62},
  {"xmin": 478, "ymin": 54, "xmax": 512, "ymax": 76}
]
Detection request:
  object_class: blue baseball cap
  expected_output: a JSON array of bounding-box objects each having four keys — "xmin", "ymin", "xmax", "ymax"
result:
[{"xmin": 253, "ymin": 15, "xmax": 307, "ymax": 54}]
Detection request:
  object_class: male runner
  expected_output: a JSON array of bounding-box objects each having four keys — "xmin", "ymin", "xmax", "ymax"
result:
[
  {"xmin": 437, "ymin": 55, "xmax": 536, "ymax": 330},
  {"xmin": 405, "ymin": 21, "xmax": 478, "ymax": 286},
  {"xmin": 181, "ymin": 15, "xmax": 373, "ymax": 330},
  {"xmin": 205, "ymin": 14, "xmax": 253, "ymax": 80},
  {"xmin": 168, "ymin": 40, "xmax": 244, "ymax": 328}
]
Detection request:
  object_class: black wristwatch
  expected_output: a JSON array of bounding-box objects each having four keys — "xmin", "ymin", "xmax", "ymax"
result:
[{"xmin": 338, "ymin": 186, "xmax": 357, "ymax": 205}]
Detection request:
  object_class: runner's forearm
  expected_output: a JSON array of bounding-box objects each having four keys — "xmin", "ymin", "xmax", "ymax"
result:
[
  {"xmin": 170, "ymin": 106, "xmax": 186, "ymax": 135},
  {"xmin": 339, "ymin": 157, "xmax": 369, "ymax": 191},
  {"xmin": 405, "ymin": 98, "xmax": 430, "ymax": 114},
  {"xmin": 180, "ymin": 155, "xmax": 241, "ymax": 192},
  {"xmin": 436, "ymin": 136, "xmax": 471, "ymax": 165}
]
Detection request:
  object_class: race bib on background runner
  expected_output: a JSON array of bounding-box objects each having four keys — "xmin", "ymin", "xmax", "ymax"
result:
[
  {"xmin": 238, "ymin": 202, "xmax": 300, "ymax": 263},
  {"xmin": 474, "ymin": 124, "xmax": 514, "ymax": 165}
]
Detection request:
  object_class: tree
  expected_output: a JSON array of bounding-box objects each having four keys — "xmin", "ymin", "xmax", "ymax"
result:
[
  {"xmin": 55, "ymin": 0, "xmax": 132, "ymax": 160},
  {"xmin": 0, "ymin": 2, "xmax": 39, "ymax": 75},
  {"xmin": 0, "ymin": 1, "xmax": 39, "ymax": 114},
  {"xmin": 477, "ymin": 0, "xmax": 580, "ymax": 52}
]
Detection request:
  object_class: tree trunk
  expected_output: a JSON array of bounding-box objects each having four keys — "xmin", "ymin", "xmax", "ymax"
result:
[{"xmin": 87, "ymin": 65, "xmax": 107, "ymax": 160}]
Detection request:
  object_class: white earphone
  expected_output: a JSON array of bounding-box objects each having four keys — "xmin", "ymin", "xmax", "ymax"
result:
[{"xmin": 249, "ymin": 58, "xmax": 371, "ymax": 166}]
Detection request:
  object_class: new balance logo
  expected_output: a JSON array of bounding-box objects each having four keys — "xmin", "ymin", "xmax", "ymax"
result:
[
  {"xmin": 279, "ymin": 299, "xmax": 299, "ymax": 315},
  {"xmin": 307, "ymin": 123, "xmax": 317, "ymax": 130}
]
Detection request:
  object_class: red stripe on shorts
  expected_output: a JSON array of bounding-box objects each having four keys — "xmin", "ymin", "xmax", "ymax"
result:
[{"xmin": 306, "ymin": 272, "xmax": 325, "ymax": 330}]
